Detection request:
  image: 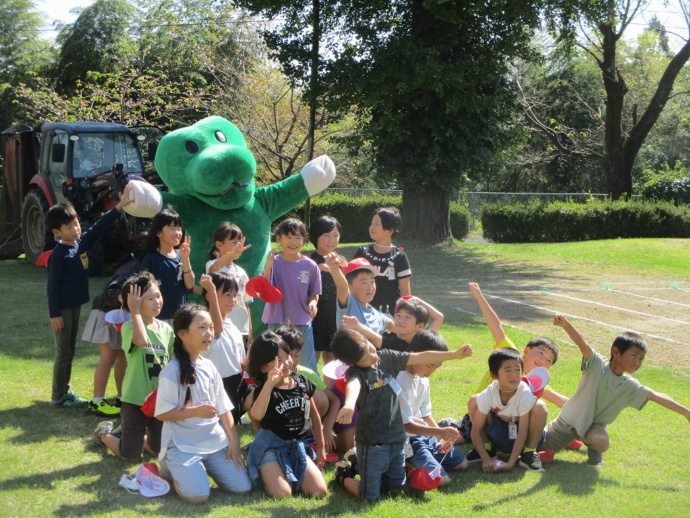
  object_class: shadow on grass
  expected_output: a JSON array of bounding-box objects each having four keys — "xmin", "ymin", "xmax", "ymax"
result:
[{"xmin": 470, "ymin": 459, "xmax": 683, "ymax": 512}]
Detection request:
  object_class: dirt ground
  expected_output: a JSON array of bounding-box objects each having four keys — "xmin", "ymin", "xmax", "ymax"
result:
[{"xmin": 428, "ymin": 273, "xmax": 690, "ymax": 371}]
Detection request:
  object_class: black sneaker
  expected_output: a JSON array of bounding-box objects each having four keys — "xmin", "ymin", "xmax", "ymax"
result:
[
  {"xmin": 587, "ymin": 447, "xmax": 603, "ymax": 467},
  {"xmin": 344, "ymin": 447, "xmax": 358, "ymax": 475},
  {"xmin": 335, "ymin": 460, "xmax": 355, "ymax": 485},
  {"xmin": 519, "ymin": 451, "xmax": 545, "ymax": 472},
  {"xmin": 114, "ymin": 397, "xmax": 122, "ymax": 408},
  {"xmin": 467, "ymin": 447, "xmax": 497, "ymax": 463}
]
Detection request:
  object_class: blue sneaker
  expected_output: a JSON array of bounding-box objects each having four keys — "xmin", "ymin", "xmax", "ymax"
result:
[{"xmin": 62, "ymin": 390, "xmax": 87, "ymax": 407}]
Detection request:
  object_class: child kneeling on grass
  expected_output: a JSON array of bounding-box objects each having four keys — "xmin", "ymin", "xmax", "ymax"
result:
[
  {"xmin": 545, "ymin": 315, "xmax": 690, "ymax": 467},
  {"xmin": 155, "ymin": 304, "xmax": 250, "ymax": 503},
  {"xmin": 332, "ymin": 328, "xmax": 472, "ymax": 501},
  {"xmin": 94, "ymin": 271, "xmax": 173, "ymax": 461},
  {"xmin": 397, "ymin": 330, "xmax": 468, "ymax": 486},
  {"xmin": 470, "ymin": 347, "xmax": 546, "ymax": 473},
  {"xmin": 245, "ymin": 331, "xmax": 328, "ymax": 499}
]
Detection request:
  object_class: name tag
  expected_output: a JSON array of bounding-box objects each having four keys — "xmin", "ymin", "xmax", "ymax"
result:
[
  {"xmin": 508, "ymin": 420, "xmax": 517, "ymax": 440},
  {"xmin": 385, "ymin": 376, "xmax": 402, "ymax": 396},
  {"xmin": 299, "ymin": 270, "xmax": 310, "ymax": 283}
]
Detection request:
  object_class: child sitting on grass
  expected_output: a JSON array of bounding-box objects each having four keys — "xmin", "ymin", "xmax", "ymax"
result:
[
  {"xmin": 274, "ymin": 324, "xmax": 341, "ymax": 454},
  {"xmin": 545, "ymin": 315, "xmax": 690, "ymax": 467},
  {"xmin": 470, "ymin": 348, "xmax": 545, "ymax": 473},
  {"xmin": 397, "ymin": 330, "xmax": 468, "ymax": 486},
  {"xmin": 439, "ymin": 282, "xmax": 567, "ymax": 453},
  {"xmin": 331, "ymin": 328, "xmax": 472, "ymax": 501}
]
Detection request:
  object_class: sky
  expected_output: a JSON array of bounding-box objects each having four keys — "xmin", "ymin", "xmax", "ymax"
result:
[{"xmin": 35, "ymin": 0, "xmax": 688, "ymax": 44}]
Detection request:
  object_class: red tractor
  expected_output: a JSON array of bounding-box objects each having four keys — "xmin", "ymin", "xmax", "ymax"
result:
[{"xmin": 0, "ymin": 122, "xmax": 161, "ymax": 274}]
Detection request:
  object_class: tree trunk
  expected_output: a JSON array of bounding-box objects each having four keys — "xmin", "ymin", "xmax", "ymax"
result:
[{"xmin": 402, "ymin": 184, "xmax": 451, "ymax": 243}]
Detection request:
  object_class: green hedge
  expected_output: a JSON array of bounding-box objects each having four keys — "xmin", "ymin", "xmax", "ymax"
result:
[
  {"xmin": 276, "ymin": 193, "xmax": 470, "ymax": 242},
  {"xmin": 481, "ymin": 199, "xmax": 690, "ymax": 242}
]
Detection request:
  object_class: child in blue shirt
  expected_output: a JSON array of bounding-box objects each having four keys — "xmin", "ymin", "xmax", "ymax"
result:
[{"xmin": 46, "ymin": 182, "xmax": 133, "ymax": 407}]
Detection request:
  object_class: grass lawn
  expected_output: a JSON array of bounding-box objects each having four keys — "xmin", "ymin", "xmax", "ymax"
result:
[{"xmin": 0, "ymin": 238, "xmax": 689, "ymax": 517}]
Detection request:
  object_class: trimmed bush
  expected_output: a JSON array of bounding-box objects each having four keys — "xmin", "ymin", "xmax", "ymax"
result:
[
  {"xmin": 274, "ymin": 193, "xmax": 470, "ymax": 242},
  {"xmin": 481, "ymin": 199, "xmax": 690, "ymax": 243}
]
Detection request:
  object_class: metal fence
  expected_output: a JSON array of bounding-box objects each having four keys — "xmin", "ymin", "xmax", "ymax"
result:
[{"xmin": 315, "ymin": 188, "xmax": 403, "ymax": 198}]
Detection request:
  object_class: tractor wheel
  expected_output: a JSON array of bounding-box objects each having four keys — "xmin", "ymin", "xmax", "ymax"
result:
[{"xmin": 21, "ymin": 189, "xmax": 52, "ymax": 264}]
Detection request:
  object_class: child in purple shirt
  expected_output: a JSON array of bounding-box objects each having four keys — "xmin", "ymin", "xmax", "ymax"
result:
[{"xmin": 262, "ymin": 218, "xmax": 321, "ymax": 372}]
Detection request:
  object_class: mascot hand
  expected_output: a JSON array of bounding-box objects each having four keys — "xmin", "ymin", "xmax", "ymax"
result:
[
  {"xmin": 300, "ymin": 155, "xmax": 336, "ymax": 196},
  {"xmin": 123, "ymin": 179, "xmax": 163, "ymax": 218}
]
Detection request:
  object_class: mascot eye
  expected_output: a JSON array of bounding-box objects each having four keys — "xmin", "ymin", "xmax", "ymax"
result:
[
  {"xmin": 215, "ymin": 131, "xmax": 227, "ymax": 143},
  {"xmin": 185, "ymin": 141, "xmax": 199, "ymax": 154}
]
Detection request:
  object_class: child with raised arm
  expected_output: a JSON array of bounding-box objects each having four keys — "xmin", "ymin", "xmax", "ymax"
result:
[
  {"xmin": 324, "ymin": 252, "xmax": 395, "ymax": 335},
  {"xmin": 439, "ymin": 282, "xmax": 566, "ymax": 464},
  {"xmin": 155, "ymin": 304, "xmax": 251, "ymax": 503},
  {"xmin": 141, "ymin": 206, "xmax": 195, "ymax": 324},
  {"xmin": 206, "ymin": 222, "xmax": 253, "ymax": 346},
  {"xmin": 470, "ymin": 348, "xmax": 545, "ymax": 473},
  {"xmin": 262, "ymin": 218, "xmax": 321, "ymax": 372},
  {"xmin": 245, "ymin": 331, "xmax": 328, "ymax": 499},
  {"xmin": 94, "ymin": 271, "xmax": 174, "ymax": 461},
  {"xmin": 546, "ymin": 315, "xmax": 690, "ymax": 467},
  {"xmin": 46, "ymin": 182, "xmax": 133, "ymax": 407},
  {"xmin": 331, "ymin": 327, "xmax": 472, "ymax": 501},
  {"xmin": 199, "ymin": 272, "xmax": 253, "ymax": 425},
  {"xmin": 397, "ymin": 330, "xmax": 468, "ymax": 487},
  {"xmin": 353, "ymin": 207, "xmax": 411, "ymax": 315},
  {"xmin": 309, "ymin": 215, "xmax": 343, "ymax": 365}
]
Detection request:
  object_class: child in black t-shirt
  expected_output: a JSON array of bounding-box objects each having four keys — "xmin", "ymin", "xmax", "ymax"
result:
[
  {"xmin": 245, "ymin": 331, "xmax": 328, "ymax": 498},
  {"xmin": 331, "ymin": 328, "xmax": 472, "ymax": 501}
]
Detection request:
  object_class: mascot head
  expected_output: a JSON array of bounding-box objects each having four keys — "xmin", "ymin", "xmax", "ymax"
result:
[{"xmin": 154, "ymin": 116, "xmax": 256, "ymax": 210}]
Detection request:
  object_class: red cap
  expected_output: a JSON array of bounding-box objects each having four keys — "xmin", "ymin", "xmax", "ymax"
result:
[
  {"xmin": 245, "ymin": 276, "xmax": 284, "ymax": 304},
  {"xmin": 341, "ymin": 258, "xmax": 378, "ymax": 276}
]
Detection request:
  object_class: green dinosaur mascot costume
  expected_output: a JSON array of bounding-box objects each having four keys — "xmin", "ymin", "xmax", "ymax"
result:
[{"xmin": 124, "ymin": 116, "xmax": 335, "ymax": 332}]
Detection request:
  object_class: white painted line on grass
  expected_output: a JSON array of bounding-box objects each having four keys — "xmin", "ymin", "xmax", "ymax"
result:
[
  {"xmin": 476, "ymin": 294, "xmax": 686, "ymax": 346},
  {"xmin": 608, "ymin": 289, "xmax": 690, "ymax": 309},
  {"xmin": 541, "ymin": 291, "xmax": 690, "ymax": 326}
]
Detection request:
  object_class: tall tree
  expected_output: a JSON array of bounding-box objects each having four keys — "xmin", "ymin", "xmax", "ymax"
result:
[
  {"xmin": 0, "ymin": 0, "xmax": 51, "ymax": 129},
  {"xmin": 53, "ymin": 0, "xmax": 136, "ymax": 95},
  {"xmin": 544, "ymin": 0, "xmax": 690, "ymax": 198}
]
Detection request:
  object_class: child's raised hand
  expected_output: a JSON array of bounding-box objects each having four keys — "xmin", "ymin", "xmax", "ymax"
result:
[
  {"xmin": 266, "ymin": 357, "xmax": 283, "ymax": 387},
  {"xmin": 127, "ymin": 284, "xmax": 143, "ymax": 313},
  {"xmin": 553, "ymin": 314, "xmax": 568, "ymax": 328},
  {"xmin": 341, "ymin": 315, "xmax": 361, "ymax": 330},
  {"xmin": 468, "ymin": 282, "xmax": 482, "ymax": 297},
  {"xmin": 180, "ymin": 236, "xmax": 191, "ymax": 259},
  {"xmin": 454, "ymin": 344, "xmax": 473, "ymax": 359},
  {"xmin": 199, "ymin": 273, "xmax": 214, "ymax": 292},
  {"xmin": 116, "ymin": 183, "xmax": 134, "ymax": 210},
  {"xmin": 325, "ymin": 252, "xmax": 344, "ymax": 268}
]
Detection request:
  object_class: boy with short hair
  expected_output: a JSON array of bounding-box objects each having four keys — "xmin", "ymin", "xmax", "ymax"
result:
[
  {"xmin": 470, "ymin": 348, "xmax": 544, "ymax": 473},
  {"xmin": 440, "ymin": 282, "xmax": 567, "ymax": 456},
  {"xmin": 46, "ymin": 183, "xmax": 132, "ymax": 407},
  {"xmin": 324, "ymin": 253, "xmax": 394, "ymax": 335},
  {"xmin": 546, "ymin": 315, "xmax": 690, "ymax": 467},
  {"xmin": 397, "ymin": 330, "xmax": 468, "ymax": 486},
  {"xmin": 331, "ymin": 328, "xmax": 472, "ymax": 501}
]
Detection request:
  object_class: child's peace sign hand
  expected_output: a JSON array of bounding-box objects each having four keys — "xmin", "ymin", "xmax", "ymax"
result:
[
  {"xmin": 266, "ymin": 357, "xmax": 283, "ymax": 387},
  {"xmin": 180, "ymin": 235, "xmax": 191, "ymax": 259}
]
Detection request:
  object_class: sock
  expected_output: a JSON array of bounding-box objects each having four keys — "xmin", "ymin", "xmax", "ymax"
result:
[
  {"xmin": 523, "ymin": 448, "xmax": 535, "ymax": 454},
  {"xmin": 484, "ymin": 442, "xmax": 492, "ymax": 451},
  {"xmin": 92, "ymin": 397, "xmax": 104, "ymax": 404}
]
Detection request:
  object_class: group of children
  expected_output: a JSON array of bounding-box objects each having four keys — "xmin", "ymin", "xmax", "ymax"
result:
[{"xmin": 45, "ymin": 192, "xmax": 690, "ymax": 504}]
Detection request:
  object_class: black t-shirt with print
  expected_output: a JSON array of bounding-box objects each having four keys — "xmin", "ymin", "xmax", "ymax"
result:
[{"xmin": 254, "ymin": 373, "xmax": 316, "ymax": 440}]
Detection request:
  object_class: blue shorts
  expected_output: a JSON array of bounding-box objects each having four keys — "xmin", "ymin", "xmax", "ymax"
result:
[
  {"xmin": 407, "ymin": 436, "xmax": 466, "ymax": 477},
  {"xmin": 486, "ymin": 411, "xmax": 546, "ymax": 454},
  {"xmin": 164, "ymin": 444, "xmax": 251, "ymax": 498},
  {"xmin": 357, "ymin": 442, "xmax": 406, "ymax": 501}
]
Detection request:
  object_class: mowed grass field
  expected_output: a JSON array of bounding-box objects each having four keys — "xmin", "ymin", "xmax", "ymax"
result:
[{"xmin": 0, "ymin": 238, "xmax": 689, "ymax": 517}]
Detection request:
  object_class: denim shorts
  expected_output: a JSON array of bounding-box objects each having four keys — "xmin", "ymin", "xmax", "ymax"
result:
[
  {"xmin": 407, "ymin": 436, "xmax": 466, "ymax": 477},
  {"xmin": 357, "ymin": 442, "xmax": 406, "ymax": 501}
]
